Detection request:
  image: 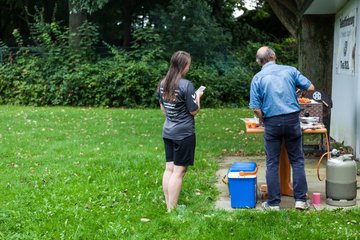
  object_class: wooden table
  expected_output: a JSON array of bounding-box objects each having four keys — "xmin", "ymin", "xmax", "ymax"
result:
[{"xmin": 246, "ymin": 126, "xmax": 329, "ymax": 196}]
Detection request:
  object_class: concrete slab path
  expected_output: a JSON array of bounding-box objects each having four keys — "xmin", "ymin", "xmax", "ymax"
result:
[{"xmin": 215, "ymin": 156, "xmax": 360, "ymax": 211}]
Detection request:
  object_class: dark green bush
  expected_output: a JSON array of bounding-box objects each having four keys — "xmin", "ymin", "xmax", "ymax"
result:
[
  {"xmin": 0, "ymin": 54, "xmax": 253, "ymax": 108},
  {"xmin": 0, "ymin": 11, "xmax": 296, "ymax": 108},
  {"xmin": 187, "ymin": 63, "xmax": 252, "ymax": 107}
]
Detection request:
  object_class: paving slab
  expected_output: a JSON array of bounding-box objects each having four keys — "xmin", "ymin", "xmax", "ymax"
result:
[{"xmin": 215, "ymin": 156, "xmax": 360, "ymax": 211}]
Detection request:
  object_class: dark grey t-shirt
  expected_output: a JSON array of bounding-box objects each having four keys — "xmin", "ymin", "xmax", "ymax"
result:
[{"xmin": 159, "ymin": 78, "xmax": 199, "ymax": 140}]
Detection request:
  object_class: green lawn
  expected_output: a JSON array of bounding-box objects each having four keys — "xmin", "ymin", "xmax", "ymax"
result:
[{"xmin": 0, "ymin": 106, "xmax": 358, "ymax": 239}]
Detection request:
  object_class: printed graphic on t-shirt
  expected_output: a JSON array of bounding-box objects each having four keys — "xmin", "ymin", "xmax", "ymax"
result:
[
  {"xmin": 160, "ymin": 89, "xmax": 181, "ymax": 119},
  {"xmin": 192, "ymin": 93, "xmax": 197, "ymax": 104}
]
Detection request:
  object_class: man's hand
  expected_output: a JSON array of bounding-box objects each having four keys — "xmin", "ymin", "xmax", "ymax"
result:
[{"xmin": 253, "ymin": 108, "xmax": 263, "ymax": 125}]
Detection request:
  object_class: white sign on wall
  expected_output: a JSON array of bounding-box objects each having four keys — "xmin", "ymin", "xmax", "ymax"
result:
[{"xmin": 337, "ymin": 8, "xmax": 356, "ymax": 75}]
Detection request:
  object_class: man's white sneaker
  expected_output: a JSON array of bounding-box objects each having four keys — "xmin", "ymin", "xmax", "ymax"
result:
[
  {"xmin": 295, "ymin": 201, "xmax": 310, "ymax": 210},
  {"xmin": 262, "ymin": 202, "xmax": 280, "ymax": 211}
]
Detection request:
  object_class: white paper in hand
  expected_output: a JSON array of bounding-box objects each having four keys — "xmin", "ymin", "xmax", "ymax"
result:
[{"xmin": 196, "ymin": 86, "xmax": 206, "ymax": 93}]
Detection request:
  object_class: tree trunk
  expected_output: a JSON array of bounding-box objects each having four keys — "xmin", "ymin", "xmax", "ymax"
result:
[
  {"xmin": 298, "ymin": 14, "xmax": 334, "ymax": 131},
  {"xmin": 122, "ymin": 8, "xmax": 132, "ymax": 47},
  {"xmin": 211, "ymin": 0, "xmax": 223, "ymax": 20},
  {"xmin": 120, "ymin": 0, "xmax": 144, "ymax": 47},
  {"xmin": 69, "ymin": 1, "xmax": 87, "ymax": 49},
  {"xmin": 266, "ymin": 0, "xmax": 298, "ymax": 37},
  {"xmin": 298, "ymin": 15, "xmax": 334, "ymax": 95},
  {"xmin": 44, "ymin": 0, "xmax": 56, "ymax": 22}
]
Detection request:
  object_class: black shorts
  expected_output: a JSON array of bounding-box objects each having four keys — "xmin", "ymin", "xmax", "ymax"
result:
[{"xmin": 163, "ymin": 135, "xmax": 196, "ymax": 166}]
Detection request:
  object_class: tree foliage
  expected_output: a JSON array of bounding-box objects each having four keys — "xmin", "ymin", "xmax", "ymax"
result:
[
  {"xmin": 69, "ymin": 0, "xmax": 109, "ymax": 14},
  {"xmin": 151, "ymin": 0, "xmax": 231, "ymax": 63},
  {"xmin": 0, "ymin": 0, "xmax": 297, "ymax": 108}
]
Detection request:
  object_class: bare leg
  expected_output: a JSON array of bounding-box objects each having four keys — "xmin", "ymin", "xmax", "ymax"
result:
[
  {"xmin": 167, "ymin": 165, "xmax": 187, "ymax": 210},
  {"xmin": 162, "ymin": 162, "xmax": 174, "ymax": 207}
]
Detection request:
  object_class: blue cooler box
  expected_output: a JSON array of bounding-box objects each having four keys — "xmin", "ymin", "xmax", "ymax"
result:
[{"xmin": 228, "ymin": 162, "xmax": 258, "ymax": 208}]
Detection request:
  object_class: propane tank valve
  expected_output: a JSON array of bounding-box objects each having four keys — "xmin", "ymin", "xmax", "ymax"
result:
[{"xmin": 331, "ymin": 149, "xmax": 340, "ymax": 157}]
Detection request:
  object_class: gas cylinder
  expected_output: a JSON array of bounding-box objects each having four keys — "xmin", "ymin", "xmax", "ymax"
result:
[{"xmin": 326, "ymin": 150, "xmax": 357, "ymax": 207}]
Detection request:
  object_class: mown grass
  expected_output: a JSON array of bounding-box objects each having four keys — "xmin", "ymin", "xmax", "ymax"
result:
[{"xmin": 0, "ymin": 106, "xmax": 358, "ymax": 240}]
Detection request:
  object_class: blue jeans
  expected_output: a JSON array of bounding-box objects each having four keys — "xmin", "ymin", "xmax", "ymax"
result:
[{"xmin": 263, "ymin": 112, "xmax": 308, "ymax": 206}]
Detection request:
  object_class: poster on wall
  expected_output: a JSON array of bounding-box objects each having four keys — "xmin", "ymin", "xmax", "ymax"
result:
[{"xmin": 337, "ymin": 8, "xmax": 356, "ymax": 75}]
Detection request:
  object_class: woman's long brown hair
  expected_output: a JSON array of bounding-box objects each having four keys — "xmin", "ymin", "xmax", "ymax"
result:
[{"xmin": 162, "ymin": 51, "xmax": 191, "ymax": 101}]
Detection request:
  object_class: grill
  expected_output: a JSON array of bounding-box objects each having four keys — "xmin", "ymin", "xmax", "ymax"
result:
[
  {"xmin": 298, "ymin": 90, "xmax": 333, "ymax": 155},
  {"xmin": 298, "ymin": 90, "xmax": 333, "ymax": 127}
]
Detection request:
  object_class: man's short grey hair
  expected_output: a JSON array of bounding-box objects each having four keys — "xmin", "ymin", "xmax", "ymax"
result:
[{"xmin": 256, "ymin": 47, "xmax": 276, "ymax": 66}]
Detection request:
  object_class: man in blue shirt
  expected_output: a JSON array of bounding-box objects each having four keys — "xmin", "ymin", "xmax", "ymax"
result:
[{"xmin": 249, "ymin": 46, "xmax": 315, "ymax": 210}]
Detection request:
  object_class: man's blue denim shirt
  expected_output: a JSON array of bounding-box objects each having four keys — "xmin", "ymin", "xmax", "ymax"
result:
[{"xmin": 249, "ymin": 61, "xmax": 312, "ymax": 118}]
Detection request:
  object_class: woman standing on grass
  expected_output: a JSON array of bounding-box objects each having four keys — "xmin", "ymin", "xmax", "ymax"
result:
[{"xmin": 157, "ymin": 51, "xmax": 204, "ymax": 211}]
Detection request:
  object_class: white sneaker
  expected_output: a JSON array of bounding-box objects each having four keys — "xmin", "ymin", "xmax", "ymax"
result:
[
  {"xmin": 262, "ymin": 202, "xmax": 280, "ymax": 211},
  {"xmin": 295, "ymin": 201, "xmax": 310, "ymax": 210}
]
